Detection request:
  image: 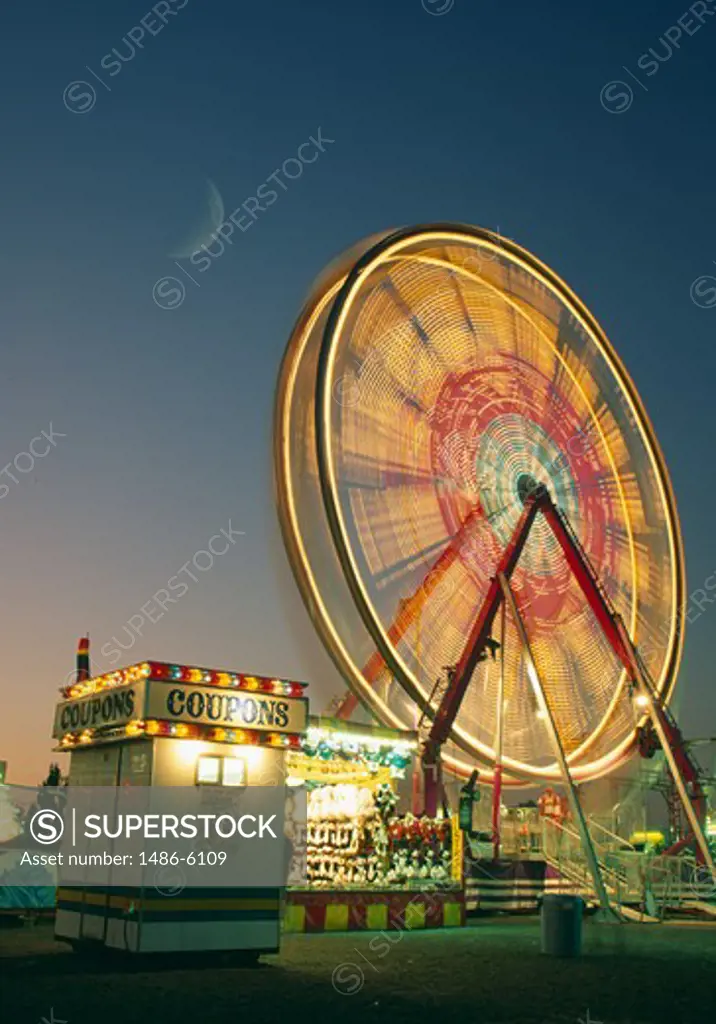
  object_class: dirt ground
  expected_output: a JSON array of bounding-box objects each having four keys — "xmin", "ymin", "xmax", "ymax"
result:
[{"xmin": 1, "ymin": 916, "xmax": 715, "ymax": 1024}]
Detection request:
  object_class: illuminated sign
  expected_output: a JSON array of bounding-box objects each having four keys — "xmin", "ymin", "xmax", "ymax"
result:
[
  {"xmin": 145, "ymin": 682, "xmax": 307, "ymax": 734},
  {"xmin": 53, "ymin": 680, "xmax": 308, "ymax": 741},
  {"xmin": 53, "ymin": 683, "xmax": 145, "ymax": 738}
]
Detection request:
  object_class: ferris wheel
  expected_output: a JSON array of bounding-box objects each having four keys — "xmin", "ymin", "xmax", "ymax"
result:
[{"xmin": 275, "ymin": 222, "xmax": 688, "ymax": 785}]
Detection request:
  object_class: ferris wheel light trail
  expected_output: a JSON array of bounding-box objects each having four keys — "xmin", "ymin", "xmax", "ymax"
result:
[
  {"xmin": 276, "ymin": 223, "xmax": 686, "ymax": 791},
  {"xmin": 338, "ymin": 500, "xmax": 488, "ymax": 720}
]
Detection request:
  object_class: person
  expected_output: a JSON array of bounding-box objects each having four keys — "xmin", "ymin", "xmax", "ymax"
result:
[{"xmin": 538, "ymin": 788, "xmax": 569, "ymax": 859}]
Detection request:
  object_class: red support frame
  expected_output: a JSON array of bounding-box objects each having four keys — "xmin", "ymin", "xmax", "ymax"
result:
[
  {"xmin": 421, "ymin": 495, "xmax": 543, "ymax": 815},
  {"xmin": 421, "ymin": 489, "xmax": 704, "ymax": 860}
]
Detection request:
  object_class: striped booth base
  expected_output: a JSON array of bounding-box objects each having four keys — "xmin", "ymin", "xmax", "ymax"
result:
[
  {"xmin": 56, "ymin": 886, "xmax": 281, "ymax": 953},
  {"xmin": 465, "ymin": 860, "xmax": 581, "ymax": 913},
  {"xmin": 284, "ymin": 888, "xmax": 465, "ymax": 933}
]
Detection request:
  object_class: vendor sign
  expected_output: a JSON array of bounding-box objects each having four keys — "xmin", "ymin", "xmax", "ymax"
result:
[
  {"xmin": 53, "ymin": 682, "xmax": 145, "ymax": 738},
  {"xmin": 145, "ymin": 682, "xmax": 307, "ymax": 734}
]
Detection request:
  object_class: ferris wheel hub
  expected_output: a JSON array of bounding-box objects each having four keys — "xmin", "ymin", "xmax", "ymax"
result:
[{"xmin": 516, "ymin": 473, "xmax": 548, "ymax": 505}]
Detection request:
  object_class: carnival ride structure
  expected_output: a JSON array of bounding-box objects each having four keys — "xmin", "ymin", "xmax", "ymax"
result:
[{"xmin": 274, "ymin": 224, "xmax": 714, "ymax": 913}]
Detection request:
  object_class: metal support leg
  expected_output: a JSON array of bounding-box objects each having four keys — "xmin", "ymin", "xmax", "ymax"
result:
[
  {"xmin": 492, "ymin": 599, "xmax": 506, "ymax": 859},
  {"xmin": 423, "ymin": 754, "xmax": 442, "ymax": 818},
  {"xmin": 498, "ymin": 573, "xmax": 618, "ymax": 919},
  {"xmin": 614, "ymin": 618, "xmax": 716, "ymax": 880}
]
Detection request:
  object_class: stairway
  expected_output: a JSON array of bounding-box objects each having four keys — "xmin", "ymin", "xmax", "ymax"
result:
[{"xmin": 541, "ymin": 817, "xmax": 660, "ymax": 921}]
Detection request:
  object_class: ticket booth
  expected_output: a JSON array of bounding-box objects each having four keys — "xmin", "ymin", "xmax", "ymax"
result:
[{"xmin": 52, "ymin": 644, "xmax": 308, "ymax": 955}]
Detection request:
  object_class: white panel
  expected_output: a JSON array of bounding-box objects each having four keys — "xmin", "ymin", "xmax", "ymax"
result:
[
  {"xmin": 54, "ymin": 909, "xmax": 81, "ymax": 940},
  {"xmin": 80, "ymin": 911, "xmax": 107, "ymax": 941},
  {"xmin": 136, "ymin": 919, "xmax": 280, "ymax": 953},
  {"xmin": 68, "ymin": 746, "xmax": 121, "ymax": 786},
  {"xmin": 105, "ymin": 918, "xmax": 139, "ymax": 951}
]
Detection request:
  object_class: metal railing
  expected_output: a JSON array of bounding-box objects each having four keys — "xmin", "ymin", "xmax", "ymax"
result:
[
  {"xmin": 541, "ymin": 817, "xmax": 716, "ymax": 914},
  {"xmin": 542, "ymin": 818, "xmax": 630, "ymax": 905},
  {"xmin": 586, "ymin": 817, "xmax": 636, "ymax": 853}
]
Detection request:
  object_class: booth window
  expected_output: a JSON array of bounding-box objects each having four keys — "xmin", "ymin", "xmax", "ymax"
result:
[
  {"xmin": 196, "ymin": 755, "xmax": 246, "ymax": 787},
  {"xmin": 222, "ymin": 757, "xmax": 246, "ymax": 787}
]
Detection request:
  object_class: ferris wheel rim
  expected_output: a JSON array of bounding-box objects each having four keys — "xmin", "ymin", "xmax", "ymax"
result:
[{"xmin": 310, "ymin": 222, "xmax": 686, "ymax": 781}]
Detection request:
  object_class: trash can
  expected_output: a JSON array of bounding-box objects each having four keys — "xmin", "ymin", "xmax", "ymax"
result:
[{"xmin": 540, "ymin": 894, "xmax": 584, "ymax": 956}]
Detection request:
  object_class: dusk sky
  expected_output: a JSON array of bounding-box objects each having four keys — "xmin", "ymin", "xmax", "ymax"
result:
[{"xmin": 2, "ymin": 0, "xmax": 716, "ymax": 784}]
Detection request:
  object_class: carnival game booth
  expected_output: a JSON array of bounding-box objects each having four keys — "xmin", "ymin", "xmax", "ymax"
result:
[
  {"xmin": 283, "ymin": 717, "xmax": 465, "ymax": 933},
  {"xmin": 52, "ymin": 650, "xmax": 307, "ymax": 955}
]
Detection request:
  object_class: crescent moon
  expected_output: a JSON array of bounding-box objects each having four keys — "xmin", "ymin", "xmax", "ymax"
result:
[{"xmin": 171, "ymin": 179, "xmax": 225, "ymax": 260}]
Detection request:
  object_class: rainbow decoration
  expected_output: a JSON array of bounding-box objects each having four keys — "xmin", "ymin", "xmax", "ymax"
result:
[
  {"xmin": 62, "ymin": 660, "xmax": 307, "ymax": 701},
  {"xmin": 57, "ymin": 721, "xmax": 303, "ymax": 751}
]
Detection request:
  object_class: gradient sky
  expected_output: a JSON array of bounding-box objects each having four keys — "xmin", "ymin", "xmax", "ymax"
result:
[{"xmin": 2, "ymin": 0, "xmax": 716, "ymax": 784}]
